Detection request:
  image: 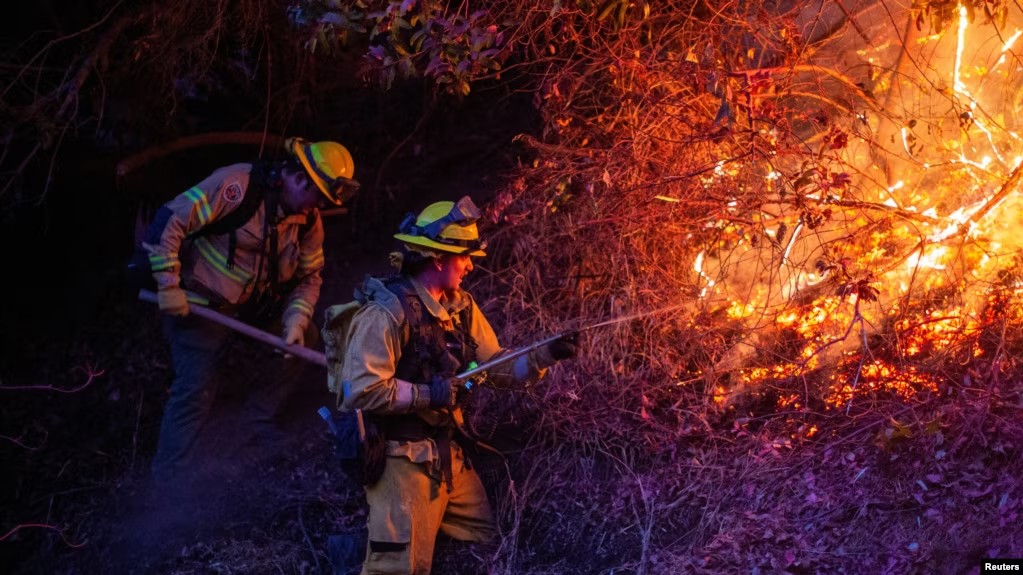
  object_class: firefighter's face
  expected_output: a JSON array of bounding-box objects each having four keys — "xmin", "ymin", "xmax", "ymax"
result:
[
  {"xmin": 438, "ymin": 254, "xmax": 474, "ymax": 291},
  {"xmin": 282, "ymin": 171, "xmax": 327, "ymax": 215}
]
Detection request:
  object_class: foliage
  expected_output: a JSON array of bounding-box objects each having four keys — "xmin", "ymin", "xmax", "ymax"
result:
[
  {"xmin": 0, "ymin": 0, "xmax": 300, "ymax": 211},
  {"xmin": 289, "ymin": 0, "xmax": 504, "ymax": 94}
]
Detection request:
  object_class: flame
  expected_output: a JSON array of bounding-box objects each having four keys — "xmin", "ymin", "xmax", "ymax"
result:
[{"xmin": 685, "ymin": 6, "xmax": 1023, "ymax": 413}]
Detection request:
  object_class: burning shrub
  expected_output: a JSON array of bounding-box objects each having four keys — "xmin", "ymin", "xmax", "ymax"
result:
[{"xmin": 454, "ymin": 1, "xmax": 1023, "ymax": 572}]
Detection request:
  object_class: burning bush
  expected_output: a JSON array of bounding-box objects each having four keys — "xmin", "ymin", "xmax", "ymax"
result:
[{"xmin": 454, "ymin": 1, "xmax": 1023, "ymax": 572}]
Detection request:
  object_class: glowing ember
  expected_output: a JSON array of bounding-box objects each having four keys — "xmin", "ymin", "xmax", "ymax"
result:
[
  {"xmin": 895, "ymin": 310, "xmax": 982, "ymax": 359},
  {"xmin": 825, "ymin": 359, "xmax": 940, "ymax": 409}
]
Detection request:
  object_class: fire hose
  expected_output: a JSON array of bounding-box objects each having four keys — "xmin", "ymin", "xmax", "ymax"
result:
[
  {"xmin": 139, "ymin": 288, "xmax": 687, "ymax": 383},
  {"xmin": 457, "ymin": 303, "xmax": 686, "ymax": 387}
]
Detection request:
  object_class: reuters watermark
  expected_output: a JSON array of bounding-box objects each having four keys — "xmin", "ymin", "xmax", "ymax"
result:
[{"xmin": 983, "ymin": 560, "xmax": 1023, "ymax": 573}]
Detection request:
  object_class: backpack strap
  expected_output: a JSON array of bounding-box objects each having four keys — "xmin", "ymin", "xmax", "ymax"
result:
[
  {"xmin": 264, "ymin": 186, "xmax": 280, "ymax": 294},
  {"xmin": 191, "ymin": 162, "xmax": 269, "ymax": 238},
  {"xmin": 385, "ymin": 276, "xmax": 435, "ymax": 384},
  {"xmin": 188, "ymin": 161, "xmax": 274, "ymax": 270},
  {"xmin": 450, "ymin": 292, "xmax": 479, "ymax": 367}
]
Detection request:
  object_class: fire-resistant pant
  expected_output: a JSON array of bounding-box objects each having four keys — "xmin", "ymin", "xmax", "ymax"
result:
[
  {"xmin": 362, "ymin": 443, "xmax": 496, "ymax": 575},
  {"xmin": 150, "ymin": 313, "xmax": 311, "ymax": 483}
]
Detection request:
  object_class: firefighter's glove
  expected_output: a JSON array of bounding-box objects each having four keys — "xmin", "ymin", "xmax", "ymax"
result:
[
  {"xmin": 427, "ymin": 375, "xmax": 461, "ymax": 408},
  {"xmin": 157, "ymin": 287, "xmax": 189, "ymax": 317},
  {"xmin": 548, "ymin": 331, "xmax": 579, "ymax": 361},
  {"xmin": 280, "ymin": 316, "xmax": 307, "ymax": 360},
  {"xmin": 282, "ymin": 320, "xmax": 306, "ymax": 348}
]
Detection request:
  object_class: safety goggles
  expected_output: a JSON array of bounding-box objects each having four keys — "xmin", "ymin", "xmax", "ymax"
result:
[
  {"xmin": 399, "ymin": 196, "xmax": 486, "ymax": 252},
  {"xmin": 302, "ymin": 149, "xmax": 360, "ymax": 205},
  {"xmin": 325, "ymin": 174, "xmax": 361, "ymax": 205}
]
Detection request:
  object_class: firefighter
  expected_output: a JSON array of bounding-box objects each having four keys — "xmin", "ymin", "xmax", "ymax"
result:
[
  {"xmin": 339, "ymin": 196, "xmax": 577, "ymax": 574},
  {"xmin": 145, "ymin": 138, "xmax": 358, "ymax": 482}
]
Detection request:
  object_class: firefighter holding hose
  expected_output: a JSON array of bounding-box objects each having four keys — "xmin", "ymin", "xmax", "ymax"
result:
[{"xmin": 337, "ymin": 196, "xmax": 577, "ymax": 574}]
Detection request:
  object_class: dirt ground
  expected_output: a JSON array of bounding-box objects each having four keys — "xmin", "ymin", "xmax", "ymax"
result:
[{"xmin": 3, "ymin": 297, "xmax": 356, "ymax": 574}]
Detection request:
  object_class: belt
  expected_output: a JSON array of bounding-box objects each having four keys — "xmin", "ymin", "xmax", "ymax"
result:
[{"xmin": 376, "ymin": 414, "xmax": 458, "ymax": 492}]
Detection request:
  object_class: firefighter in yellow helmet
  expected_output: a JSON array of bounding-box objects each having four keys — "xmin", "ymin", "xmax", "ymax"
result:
[
  {"xmin": 337, "ymin": 196, "xmax": 577, "ymax": 574},
  {"xmin": 289, "ymin": 138, "xmax": 358, "ymax": 208},
  {"xmin": 143, "ymin": 137, "xmax": 358, "ymax": 482}
]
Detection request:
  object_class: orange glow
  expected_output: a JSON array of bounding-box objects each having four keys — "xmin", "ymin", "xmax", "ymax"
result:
[
  {"xmin": 683, "ymin": 9, "xmax": 1023, "ymax": 415},
  {"xmin": 895, "ymin": 310, "xmax": 982, "ymax": 359},
  {"xmin": 825, "ymin": 359, "xmax": 940, "ymax": 409}
]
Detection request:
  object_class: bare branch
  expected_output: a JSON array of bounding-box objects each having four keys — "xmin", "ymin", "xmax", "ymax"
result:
[
  {"xmin": 0, "ymin": 523, "xmax": 85, "ymax": 548},
  {"xmin": 0, "ymin": 364, "xmax": 103, "ymax": 393}
]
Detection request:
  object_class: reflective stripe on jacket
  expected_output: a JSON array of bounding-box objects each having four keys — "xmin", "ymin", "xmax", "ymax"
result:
[{"xmin": 143, "ymin": 163, "xmax": 324, "ymax": 329}]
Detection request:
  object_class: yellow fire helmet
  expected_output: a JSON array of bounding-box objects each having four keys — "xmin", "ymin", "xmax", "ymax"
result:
[
  {"xmin": 394, "ymin": 196, "xmax": 487, "ymax": 257},
  {"xmin": 287, "ymin": 137, "xmax": 359, "ymax": 206}
]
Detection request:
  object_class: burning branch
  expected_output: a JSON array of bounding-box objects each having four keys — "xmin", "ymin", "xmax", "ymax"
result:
[{"xmin": 965, "ymin": 160, "xmax": 1023, "ymax": 228}]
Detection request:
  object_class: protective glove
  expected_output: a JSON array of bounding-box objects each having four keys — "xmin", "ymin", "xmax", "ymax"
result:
[
  {"xmin": 425, "ymin": 375, "xmax": 462, "ymax": 409},
  {"xmin": 547, "ymin": 331, "xmax": 579, "ymax": 361},
  {"xmin": 282, "ymin": 321, "xmax": 306, "ymax": 348},
  {"xmin": 280, "ymin": 316, "xmax": 307, "ymax": 359},
  {"xmin": 157, "ymin": 286, "xmax": 190, "ymax": 317}
]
